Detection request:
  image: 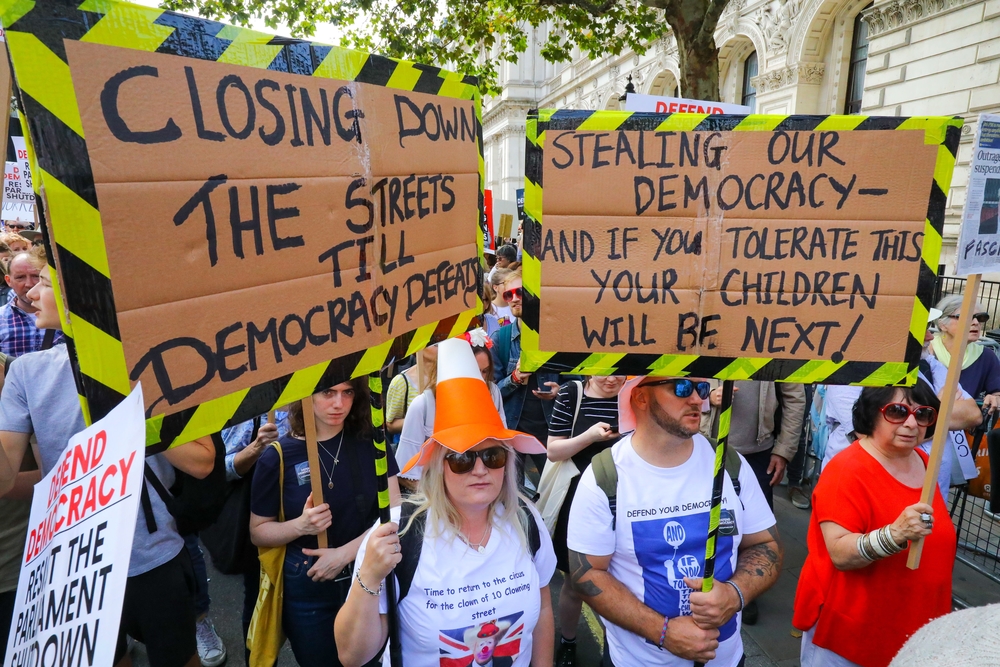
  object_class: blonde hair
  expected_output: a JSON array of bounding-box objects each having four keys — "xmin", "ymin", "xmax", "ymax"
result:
[
  {"xmin": 400, "ymin": 442, "xmax": 532, "ymax": 550},
  {"xmin": 502, "ymin": 267, "xmax": 522, "ymax": 287},
  {"xmin": 489, "ymin": 268, "xmax": 511, "ymax": 289},
  {"xmin": 0, "ymin": 233, "xmax": 29, "ymax": 251}
]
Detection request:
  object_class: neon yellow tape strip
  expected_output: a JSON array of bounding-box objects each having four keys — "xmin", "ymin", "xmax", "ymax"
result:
[
  {"xmin": 570, "ymin": 353, "xmax": 627, "ymax": 375},
  {"xmin": 215, "ymin": 25, "xmax": 282, "ymax": 69},
  {"xmin": 6, "ymin": 32, "xmax": 85, "ymax": 137},
  {"xmin": 405, "ymin": 321, "xmax": 439, "ymax": 357},
  {"xmin": 646, "ymin": 354, "xmax": 698, "ymax": 377},
  {"xmin": 447, "ymin": 307, "xmax": 478, "ymax": 339},
  {"xmin": 783, "ymin": 359, "xmax": 847, "ymax": 384},
  {"xmin": 71, "ymin": 316, "xmax": 131, "ymax": 396},
  {"xmin": 576, "ymin": 111, "xmax": 631, "ymax": 132},
  {"xmin": 813, "ymin": 115, "xmax": 866, "ymax": 132},
  {"xmin": 145, "ymin": 414, "xmax": 164, "ymax": 446},
  {"xmin": 733, "ymin": 115, "xmax": 786, "ymax": 132},
  {"xmin": 171, "ymin": 389, "xmax": 251, "ymax": 447},
  {"xmin": 39, "ymin": 168, "xmax": 110, "ymax": 277},
  {"xmin": 0, "ymin": 0, "xmax": 33, "ymax": 30},
  {"xmin": 522, "ymin": 252, "xmax": 542, "ymax": 298},
  {"xmin": 716, "ymin": 357, "xmax": 771, "ymax": 380},
  {"xmin": 385, "ymin": 61, "xmax": 421, "ymax": 92},
  {"xmin": 79, "ymin": 0, "xmax": 173, "ymax": 52},
  {"xmin": 656, "ymin": 114, "xmax": 708, "ymax": 132},
  {"xmin": 860, "ymin": 362, "xmax": 912, "ymax": 387},
  {"xmin": 933, "ymin": 143, "xmax": 959, "ymax": 195},
  {"xmin": 275, "ymin": 361, "xmax": 330, "ymax": 408},
  {"xmin": 313, "ymin": 48, "xmax": 369, "ymax": 82},
  {"xmin": 353, "ymin": 337, "xmax": 395, "ymax": 378}
]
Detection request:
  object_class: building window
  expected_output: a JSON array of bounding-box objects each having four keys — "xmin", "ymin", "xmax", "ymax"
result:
[
  {"xmin": 844, "ymin": 5, "xmax": 872, "ymax": 114},
  {"xmin": 742, "ymin": 51, "xmax": 758, "ymax": 112}
]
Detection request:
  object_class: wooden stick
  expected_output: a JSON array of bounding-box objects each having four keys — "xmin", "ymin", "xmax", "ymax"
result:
[
  {"xmin": 908, "ymin": 273, "xmax": 982, "ymax": 569},
  {"xmin": 301, "ymin": 395, "xmax": 328, "ymax": 549},
  {"xmin": 416, "ymin": 349, "xmax": 426, "ymax": 393},
  {"xmin": 267, "ymin": 410, "xmax": 276, "ymax": 424}
]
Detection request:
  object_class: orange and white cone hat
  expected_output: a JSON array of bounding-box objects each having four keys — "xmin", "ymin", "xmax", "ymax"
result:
[{"xmin": 400, "ymin": 337, "xmax": 546, "ymax": 473}]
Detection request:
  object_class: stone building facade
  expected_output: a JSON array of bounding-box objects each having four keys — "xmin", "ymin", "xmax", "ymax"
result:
[{"xmin": 482, "ymin": 0, "xmax": 1000, "ymax": 269}]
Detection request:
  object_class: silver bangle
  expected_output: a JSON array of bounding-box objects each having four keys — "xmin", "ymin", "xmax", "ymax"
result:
[
  {"xmin": 355, "ymin": 572, "xmax": 383, "ymax": 597},
  {"xmin": 723, "ymin": 580, "xmax": 745, "ymax": 612}
]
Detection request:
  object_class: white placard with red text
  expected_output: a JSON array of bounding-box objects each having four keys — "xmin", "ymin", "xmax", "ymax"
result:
[
  {"xmin": 623, "ymin": 92, "xmax": 750, "ymax": 115},
  {"xmin": 4, "ymin": 387, "xmax": 146, "ymax": 667},
  {"xmin": 2, "ymin": 136, "xmax": 35, "ymax": 223}
]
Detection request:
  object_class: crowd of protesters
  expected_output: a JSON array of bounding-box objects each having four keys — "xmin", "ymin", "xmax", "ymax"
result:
[{"xmin": 0, "ymin": 223, "xmax": 998, "ymax": 667}]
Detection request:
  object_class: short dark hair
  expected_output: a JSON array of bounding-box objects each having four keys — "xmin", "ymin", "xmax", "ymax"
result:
[
  {"xmin": 497, "ymin": 244, "xmax": 517, "ymax": 262},
  {"xmin": 852, "ymin": 382, "xmax": 941, "ymax": 440},
  {"xmin": 287, "ymin": 376, "xmax": 372, "ymax": 439}
]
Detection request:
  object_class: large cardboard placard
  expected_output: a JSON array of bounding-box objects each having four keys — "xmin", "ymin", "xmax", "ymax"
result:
[
  {"xmin": 521, "ymin": 110, "xmax": 961, "ymax": 384},
  {"xmin": 5, "ymin": 387, "xmax": 146, "ymax": 667},
  {"xmin": 5, "ymin": 0, "xmax": 483, "ymax": 449}
]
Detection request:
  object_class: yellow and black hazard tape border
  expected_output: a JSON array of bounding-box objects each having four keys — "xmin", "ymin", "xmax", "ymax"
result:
[
  {"xmin": 519, "ymin": 108, "xmax": 962, "ymax": 386},
  {"xmin": 4, "ymin": 0, "xmax": 484, "ymax": 451}
]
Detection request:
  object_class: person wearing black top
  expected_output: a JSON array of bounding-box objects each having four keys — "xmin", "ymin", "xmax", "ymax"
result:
[
  {"xmin": 250, "ymin": 378, "xmax": 401, "ymax": 667},
  {"xmin": 546, "ymin": 376, "xmax": 624, "ymax": 667}
]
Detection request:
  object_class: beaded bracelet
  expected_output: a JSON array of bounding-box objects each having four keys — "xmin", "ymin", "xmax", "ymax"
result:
[
  {"xmin": 356, "ymin": 572, "xmax": 384, "ymax": 596},
  {"xmin": 657, "ymin": 616, "xmax": 669, "ymax": 650},
  {"xmin": 723, "ymin": 580, "xmax": 745, "ymax": 612}
]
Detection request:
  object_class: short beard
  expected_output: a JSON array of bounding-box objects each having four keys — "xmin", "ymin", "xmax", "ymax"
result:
[{"xmin": 649, "ymin": 400, "xmax": 699, "ymax": 439}]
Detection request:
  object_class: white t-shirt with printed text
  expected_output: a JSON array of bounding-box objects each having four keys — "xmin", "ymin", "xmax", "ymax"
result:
[
  {"xmin": 567, "ymin": 434, "xmax": 775, "ymax": 667},
  {"xmin": 354, "ymin": 504, "xmax": 556, "ymax": 667}
]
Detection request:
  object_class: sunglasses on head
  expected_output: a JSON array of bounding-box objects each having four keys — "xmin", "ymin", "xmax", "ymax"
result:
[
  {"xmin": 444, "ymin": 446, "xmax": 509, "ymax": 474},
  {"xmin": 502, "ymin": 287, "xmax": 523, "ymax": 302},
  {"xmin": 880, "ymin": 402, "xmax": 937, "ymax": 427},
  {"xmin": 639, "ymin": 378, "xmax": 712, "ymax": 400},
  {"xmin": 948, "ymin": 312, "xmax": 989, "ymax": 323}
]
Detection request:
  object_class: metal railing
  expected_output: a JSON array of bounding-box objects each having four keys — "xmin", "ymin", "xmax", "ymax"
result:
[{"xmin": 935, "ymin": 274, "xmax": 1000, "ymax": 338}]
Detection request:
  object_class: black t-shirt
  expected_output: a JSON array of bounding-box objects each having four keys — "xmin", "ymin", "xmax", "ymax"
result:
[
  {"xmin": 548, "ymin": 381, "xmax": 621, "ymax": 471},
  {"xmin": 250, "ymin": 432, "xmax": 400, "ymax": 550},
  {"xmin": 516, "ymin": 373, "xmax": 551, "ymax": 444}
]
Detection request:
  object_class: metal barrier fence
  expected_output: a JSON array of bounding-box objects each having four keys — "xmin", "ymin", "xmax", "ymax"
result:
[
  {"xmin": 949, "ymin": 487, "xmax": 1000, "ymax": 587},
  {"xmin": 935, "ymin": 275, "xmax": 1000, "ymax": 338}
]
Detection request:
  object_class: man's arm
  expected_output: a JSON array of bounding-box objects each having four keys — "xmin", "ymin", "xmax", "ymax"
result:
[
  {"xmin": 0, "ymin": 431, "xmax": 31, "ymax": 497},
  {"xmin": 163, "ymin": 436, "xmax": 215, "ymax": 479},
  {"xmin": 773, "ymin": 384, "xmax": 806, "ymax": 462},
  {"xmin": 2, "ymin": 469, "xmax": 41, "ymax": 500},
  {"xmin": 567, "ymin": 550, "xmax": 719, "ymax": 661}
]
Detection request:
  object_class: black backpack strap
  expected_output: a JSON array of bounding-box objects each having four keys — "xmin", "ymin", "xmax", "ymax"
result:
[
  {"xmin": 591, "ymin": 448, "xmax": 618, "ymax": 531},
  {"xmin": 395, "ymin": 502, "xmax": 425, "ymax": 603},
  {"xmin": 707, "ymin": 436, "xmax": 742, "ymax": 497},
  {"xmin": 142, "ymin": 464, "xmax": 177, "ymax": 533},
  {"xmin": 140, "ymin": 477, "xmax": 158, "ymax": 534},
  {"xmin": 518, "ymin": 498, "xmax": 541, "ymax": 558}
]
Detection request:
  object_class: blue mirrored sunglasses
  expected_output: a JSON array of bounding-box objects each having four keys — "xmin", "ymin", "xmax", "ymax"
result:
[{"xmin": 639, "ymin": 378, "xmax": 711, "ymax": 400}]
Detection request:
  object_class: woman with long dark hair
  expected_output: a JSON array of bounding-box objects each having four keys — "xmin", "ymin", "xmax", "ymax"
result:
[{"xmin": 250, "ymin": 378, "xmax": 400, "ymax": 667}]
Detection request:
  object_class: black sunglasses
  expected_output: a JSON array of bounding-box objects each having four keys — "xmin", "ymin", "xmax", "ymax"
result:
[
  {"xmin": 502, "ymin": 287, "xmax": 523, "ymax": 303},
  {"xmin": 948, "ymin": 312, "xmax": 989, "ymax": 323},
  {"xmin": 880, "ymin": 403, "xmax": 937, "ymax": 427},
  {"xmin": 445, "ymin": 446, "xmax": 509, "ymax": 474},
  {"xmin": 639, "ymin": 378, "xmax": 712, "ymax": 400}
]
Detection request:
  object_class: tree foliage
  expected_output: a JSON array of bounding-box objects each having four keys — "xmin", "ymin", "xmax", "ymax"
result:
[{"xmin": 162, "ymin": 0, "xmax": 730, "ymax": 99}]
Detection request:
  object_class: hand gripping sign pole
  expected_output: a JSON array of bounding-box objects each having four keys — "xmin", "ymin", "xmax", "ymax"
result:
[
  {"xmin": 694, "ymin": 380, "xmax": 734, "ymax": 667},
  {"xmin": 370, "ymin": 370, "xmax": 403, "ymax": 667},
  {"xmin": 908, "ymin": 277, "xmax": 979, "ymax": 568},
  {"xmin": 301, "ymin": 395, "xmax": 329, "ymax": 550}
]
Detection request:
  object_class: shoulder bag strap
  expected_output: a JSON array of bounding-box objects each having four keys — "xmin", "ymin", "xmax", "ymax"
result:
[
  {"xmin": 570, "ymin": 381, "xmax": 584, "ymax": 438},
  {"xmin": 591, "ymin": 448, "xmax": 618, "ymax": 531},
  {"xmin": 396, "ymin": 503, "xmax": 425, "ymax": 603}
]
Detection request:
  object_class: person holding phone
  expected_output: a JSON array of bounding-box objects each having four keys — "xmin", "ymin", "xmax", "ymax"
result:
[{"xmin": 490, "ymin": 269, "xmax": 567, "ymax": 485}]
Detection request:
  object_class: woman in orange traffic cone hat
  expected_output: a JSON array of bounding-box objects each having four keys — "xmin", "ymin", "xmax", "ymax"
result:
[{"xmin": 336, "ymin": 337, "xmax": 557, "ymax": 667}]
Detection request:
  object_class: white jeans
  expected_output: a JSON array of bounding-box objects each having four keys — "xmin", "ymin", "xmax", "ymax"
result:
[{"xmin": 800, "ymin": 626, "xmax": 863, "ymax": 667}]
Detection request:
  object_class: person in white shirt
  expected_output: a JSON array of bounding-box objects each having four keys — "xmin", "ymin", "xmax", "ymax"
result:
[
  {"xmin": 567, "ymin": 376, "xmax": 781, "ymax": 666},
  {"xmin": 337, "ymin": 338, "xmax": 556, "ymax": 667}
]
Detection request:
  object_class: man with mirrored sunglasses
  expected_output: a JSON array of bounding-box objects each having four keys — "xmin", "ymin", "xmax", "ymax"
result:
[{"xmin": 567, "ymin": 376, "xmax": 781, "ymax": 667}]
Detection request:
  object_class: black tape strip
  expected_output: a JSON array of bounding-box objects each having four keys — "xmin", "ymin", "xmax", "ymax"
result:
[
  {"xmin": 524, "ymin": 136, "xmax": 544, "ymax": 189},
  {"xmin": 56, "ymin": 246, "xmax": 121, "ymax": 339},
  {"xmin": 534, "ymin": 352, "xmax": 594, "ymax": 374},
  {"xmin": 680, "ymin": 356, "xmax": 741, "ymax": 378},
  {"xmin": 917, "ymin": 260, "xmax": 937, "ymax": 310},
  {"xmin": 773, "ymin": 116, "xmax": 825, "ymax": 132},
  {"xmin": 943, "ymin": 122, "xmax": 961, "ymax": 159},
  {"xmin": 267, "ymin": 39, "xmax": 327, "ymax": 76},
  {"xmin": 854, "ymin": 117, "xmax": 906, "ymax": 131},
  {"xmin": 20, "ymin": 92, "xmax": 98, "ymax": 210},
  {"xmin": 926, "ymin": 181, "xmax": 947, "ymax": 234},
  {"xmin": 315, "ymin": 353, "xmax": 366, "ymax": 393},
  {"xmin": 7, "ymin": 1, "xmax": 100, "ymax": 63},
  {"xmin": 542, "ymin": 109, "xmax": 597, "ymax": 131},
  {"xmin": 355, "ymin": 54, "xmax": 398, "ymax": 86},
  {"xmin": 431, "ymin": 314, "xmax": 461, "ymax": 341},
  {"xmin": 905, "ymin": 335, "xmax": 924, "ymax": 368},
  {"xmin": 520, "ymin": 291, "xmax": 540, "ymax": 333},
  {"xmin": 822, "ymin": 361, "xmax": 886, "ymax": 385},
  {"xmin": 616, "ymin": 114, "xmax": 674, "ymax": 132},
  {"xmin": 693, "ymin": 116, "xmax": 745, "ymax": 132},
  {"xmin": 522, "ymin": 217, "xmax": 542, "ymax": 261},
  {"xmin": 231, "ymin": 377, "xmax": 291, "ymax": 426},
  {"xmin": 461, "ymin": 74, "xmax": 478, "ymax": 87},
  {"xmin": 412, "ymin": 63, "xmax": 445, "ymax": 95},
  {"xmin": 748, "ymin": 358, "xmax": 810, "ymax": 382},
  {"xmin": 80, "ymin": 373, "xmax": 128, "ymax": 423},
  {"xmin": 154, "ymin": 11, "xmax": 232, "ymax": 60}
]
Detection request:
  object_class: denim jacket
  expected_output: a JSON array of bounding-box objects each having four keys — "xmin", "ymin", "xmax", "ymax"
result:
[{"xmin": 489, "ymin": 321, "xmax": 563, "ymax": 428}]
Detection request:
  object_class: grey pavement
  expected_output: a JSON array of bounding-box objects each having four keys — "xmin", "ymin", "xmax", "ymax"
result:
[{"xmin": 132, "ymin": 485, "xmax": 1000, "ymax": 667}]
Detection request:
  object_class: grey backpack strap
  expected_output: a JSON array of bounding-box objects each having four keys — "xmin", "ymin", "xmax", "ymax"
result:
[
  {"xmin": 591, "ymin": 448, "xmax": 618, "ymax": 530},
  {"xmin": 708, "ymin": 436, "xmax": 742, "ymax": 496}
]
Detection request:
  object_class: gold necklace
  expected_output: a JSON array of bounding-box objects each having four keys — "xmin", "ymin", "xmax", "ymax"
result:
[{"xmin": 316, "ymin": 431, "xmax": 345, "ymax": 490}]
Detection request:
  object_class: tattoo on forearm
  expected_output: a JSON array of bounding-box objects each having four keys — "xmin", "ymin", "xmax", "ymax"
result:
[
  {"xmin": 567, "ymin": 550, "xmax": 603, "ymax": 597},
  {"xmin": 737, "ymin": 542, "xmax": 782, "ymax": 580}
]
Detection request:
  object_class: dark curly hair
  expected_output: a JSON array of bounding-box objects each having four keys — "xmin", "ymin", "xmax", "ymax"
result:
[
  {"xmin": 287, "ymin": 376, "xmax": 372, "ymax": 439},
  {"xmin": 852, "ymin": 382, "xmax": 941, "ymax": 441}
]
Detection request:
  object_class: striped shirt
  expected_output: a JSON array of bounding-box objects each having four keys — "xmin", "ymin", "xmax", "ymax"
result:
[{"xmin": 549, "ymin": 382, "xmax": 621, "ymax": 470}]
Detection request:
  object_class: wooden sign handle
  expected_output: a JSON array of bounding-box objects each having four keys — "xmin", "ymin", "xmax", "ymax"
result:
[
  {"xmin": 267, "ymin": 410, "xmax": 276, "ymax": 424},
  {"xmin": 908, "ymin": 273, "xmax": 981, "ymax": 569},
  {"xmin": 301, "ymin": 395, "xmax": 328, "ymax": 549}
]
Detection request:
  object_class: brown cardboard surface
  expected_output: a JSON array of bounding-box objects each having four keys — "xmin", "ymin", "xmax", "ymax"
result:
[
  {"xmin": 536, "ymin": 126, "xmax": 938, "ymax": 362},
  {"xmin": 64, "ymin": 39, "xmax": 480, "ymax": 415}
]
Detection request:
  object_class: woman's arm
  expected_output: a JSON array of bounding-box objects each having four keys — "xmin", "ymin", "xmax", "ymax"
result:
[
  {"xmin": 232, "ymin": 422, "xmax": 279, "ymax": 477},
  {"xmin": 547, "ymin": 425, "xmax": 614, "ymax": 462},
  {"xmin": 820, "ymin": 501, "xmax": 934, "ymax": 571},
  {"xmin": 531, "ymin": 585, "xmax": 554, "ymax": 667},
  {"xmin": 1, "ymin": 469, "xmax": 41, "ymax": 500},
  {"xmin": 336, "ymin": 522, "xmax": 400, "ymax": 667},
  {"xmin": 249, "ymin": 493, "xmax": 332, "ymax": 548},
  {"xmin": 163, "ymin": 436, "xmax": 215, "ymax": 479}
]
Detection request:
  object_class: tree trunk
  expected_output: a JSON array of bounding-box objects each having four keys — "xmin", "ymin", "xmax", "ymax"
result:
[{"xmin": 643, "ymin": 0, "xmax": 727, "ymax": 103}]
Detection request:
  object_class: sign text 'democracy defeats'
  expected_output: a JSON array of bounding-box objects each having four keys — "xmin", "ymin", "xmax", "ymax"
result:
[{"xmin": 523, "ymin": 111, "xmax": 960, "ymax": 381}]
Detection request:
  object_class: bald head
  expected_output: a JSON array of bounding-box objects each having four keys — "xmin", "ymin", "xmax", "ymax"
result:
[{"xmin": 6, "ymin": 252, "xmax": 40, "ymax": 310}]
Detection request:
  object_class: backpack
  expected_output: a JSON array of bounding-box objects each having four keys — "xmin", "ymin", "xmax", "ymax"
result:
[
  {"xmin": 394, "ymin": 498, "xmax": 541, "ymax": 602},
  {"xmin": 590, "ymin": 438, "xmax": 741, "ymax": 530},
  {"xmin": 142, "ymin": 432, "xmax": 229, "ymax": 536},
  {"xmin": 495, "ymin": 324, "xmax": 514, "ymax": 374}
]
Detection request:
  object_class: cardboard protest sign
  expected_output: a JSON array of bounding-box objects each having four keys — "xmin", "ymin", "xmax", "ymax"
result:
[
  {"xmin": 624, "ymin": 93, "xmax": 750, "ymax": 115},
  {"xmin": 955, "ymin": 113, "xmax": 1000, "ymax": 276},
  {"xmin": 2, "ymin": 137, "xmax": 34, "ymax": 223},
  {"xmin": 521, "ymin": 110, "xmax": 961, "ymax": 384},
  {"xmin": 4, "ymin": 387, "xmax": 146, "ymax": 667},
  {"xmin": 5, "ymin": 0, "xmax": 484, "ymax": 449}
]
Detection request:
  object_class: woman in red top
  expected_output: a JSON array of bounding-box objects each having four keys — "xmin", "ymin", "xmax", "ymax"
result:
[{"xmin": 793, "ymin": 384, "xmax": 956, "ymax": 667}]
